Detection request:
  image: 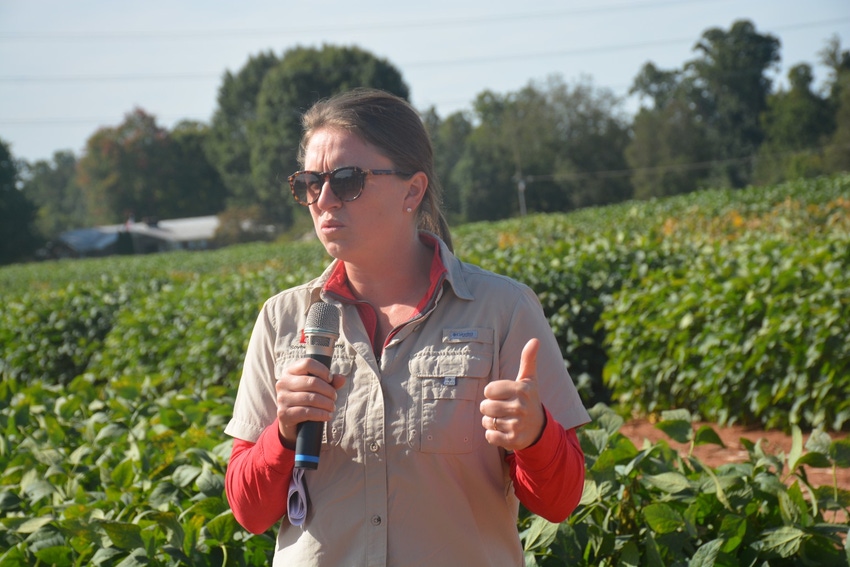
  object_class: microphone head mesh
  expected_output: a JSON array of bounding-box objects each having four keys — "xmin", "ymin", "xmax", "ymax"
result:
[{"xmin": 305, "ymin": 301, "xmax": 340, "ymax": 335}]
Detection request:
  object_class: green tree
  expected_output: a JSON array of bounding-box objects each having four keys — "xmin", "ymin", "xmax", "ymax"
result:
[
  {"xmin": 206, "ymin": 51, "xmax": 279, "ymax": 208},
  {"xmin": 0, "ymin": 138, "xmax": 41, "ymax": 264},
  {"xmin": 545, "ymin": 77, "xmax": 632, "ymax": 208},
  {"xmin": 77, "ymin": 108, "xmax": 177, "ymax": 223},
  {"xmin": 21, "ymin": 150, "xmax": 91, "ymax": 239},
  {"xmin": 170, "ymin": 120, "xmax": 228, "ymax": 216},
  {"xmin": 684, "ymin": 19, "xmax": 781, "ymax": 187},
  {"xmin": 424, "ymin": 108, "xmax": 472, "ymax": 222},
  {"xmin": 819, "ymin": 35, "xmax": 850, "ymax": 108},
  {"xmin": 626, "ymin": 98, "xmax": 710, "ymax": 199},
  {"xmin": 78, "ymin": 109, "xmax": 227, "ymax": 225},
  {"xmin": 755, "ymin": 64, "xmax": 834, "ymax": 184},
  {"xmin": 627, "ymin": 62, "xmax": 711, "ymax": 199},
  {"xmin": 248, "ymin": 45, "xmax": 409, "ymax": 229},
  {"xmin": 455, "ymin": 77, "xmax": 631, "ymax": 221},
  {"xmin": 452, "ymin": 91, "xmax": 517, "ymax": 221},
  {"xmin": 629, "ymin": 62, "xmax": 680, "ymax": 109},
  {"xmin": 823, "ymin": 70, "xmax": 850, "ymax": 173},
  {"xmin": 819, "ymin": 36, "xmax": 850, "ymax": 173}
]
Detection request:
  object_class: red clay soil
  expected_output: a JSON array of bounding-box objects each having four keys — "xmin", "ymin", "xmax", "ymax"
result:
[{"xmin": 620, "ymin": 419, "xmax": 850, "ymax": 491}]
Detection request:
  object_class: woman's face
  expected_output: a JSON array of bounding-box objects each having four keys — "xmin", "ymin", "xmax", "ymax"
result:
[{"xmin": 303, "ymin": 127, "xmax": 422, "ymax": 264}]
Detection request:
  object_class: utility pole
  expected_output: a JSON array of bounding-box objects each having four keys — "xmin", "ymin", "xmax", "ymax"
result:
[
  {"xmin": 514, "ymin": 173, "xmax": 527, "ymax": 217},
  {"xmin": 517, "ymin": 178, "xmax": 527, "ymax": 216}
]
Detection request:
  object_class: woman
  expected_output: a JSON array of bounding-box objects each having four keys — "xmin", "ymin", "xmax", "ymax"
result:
[{"xmin": 225, "ymin": 88, "xmax": 590, "ymax": 566}]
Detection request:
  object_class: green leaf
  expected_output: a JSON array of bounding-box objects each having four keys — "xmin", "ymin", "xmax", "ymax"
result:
[
  {"xmin": 689, "ymin": 538, "xmax": 724, "ymax": 567},
  {"xmin": 718, "ymin": 514, "xmax": 747, "ymax": 553},
  {"xmin": 581, "ymin": 428, "xmax": 610, "ymax": 457},
  {"xmin": 115, "ymin": 549, "xmax": 149, "ymax": 567},
  {"xmin": 33, "ymin": 546, "xmax": 73, "ymax": 567},
  {"xmin": 196, "ymin": 469, "xmax": 224, "ymax": 496},
  {"xmin": 181, "ymin": 496, "xmax": 229, "ymax": 520},
  {"xmin": 522, "ymin": 515, "xmax": 559, "ymax": 552},
  {"xmin": 619, "ymin": 539, "xmax": 640, "ymax": 567},
  {"xmin": 660, "ymin": 409, "xmax": 693, "ymax": 422},
  {"xmin": 760, "ymin": 526, "xmax": 808, "ymax": 558},
  {"xmin": 845, "ymin": 526, "xmax": 849, "ymax": 565},
  {"xmin": 148, "ymin": 481, "xmax": 179, "ymax": 509},
  {"xmin": 16, "ymin": 515, "xmax": 54, "ymax": 534},
  {"xmin": 643, "ymin": 472, "xmax": 692, "ymax": 493},
  {"xmin": 579, "ymin": 479, "xmax": 599, "ymax": 506},
  {"xmin": 591, "ymin": 435, "xmax": 639, "ymax": 472},
  {"xmin": 693, "ymin": 425, "xmax": 725, "ymax": 447},
  {"xmin": 94, "ymin": 422, "xmax": 127, "ymax": 443},
  {"xmin": 829, "ymin": 437, "xmax": 850, "ymax": 467},
  {"xmin": 656, "ymin": 419, "xmax": 692, "ymax": 444},
  {"xmin": 204, "ymin": 511, "xmax": 238, "ymax": 544},
  {"xmin": 788, "ymin": 425, "xmax": 803, "ymax": 472},
  {"xmin": 643, "ymin": 503, "xmax": 685, "ymax": 534},
  {"xmin": 100, "ymin": 520, "xmax": 145, "ymax": 550},
  {"xmin": 0, "ymin": 489, "xmax": 22, "ymax": 511},
  {"xmin": 697, "ymin": 465, "xmax": 733, "ymax": 511},
  {"xmin": 91, "ymin": 547, "xmax": 123, "ymax": 565},
  {"xmin": 594, "ymin": 410, "xmax": 624, "ymax": 436},
  {"xmin": 172, "ymin": 464, "xmax": 202, "ymax": 488},
  {"xmin": 806, "ymin": 430, "xmax": 832, "ymax": 454},
  {"xmin": 111, "ymin": 459, "xmax": 136, "ymax": 489},
  {"xmin": 794, "ymin": 452, "xmax": 833, "ymax": 469},
  {"xmin": 23, "ymin": 479, "xmax": 55, "ymax": 504},
  {"xmin": 643, "ymin": 531, "xmax": 665, "ymax": 567}
]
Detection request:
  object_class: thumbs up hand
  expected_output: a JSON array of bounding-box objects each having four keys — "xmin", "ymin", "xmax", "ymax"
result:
[{"xmin": 479, "ymin": 338, "xmax": 546, "ymax": 451}]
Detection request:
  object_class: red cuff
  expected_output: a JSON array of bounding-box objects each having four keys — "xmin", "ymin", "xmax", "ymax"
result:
[
  {"xmin": 507, "ymin": 406, "xmax": 586, "ymax": 523},
  {"xmin": 512, "ymin": 407, "xmax": 561, "ymax": 472},
  {"xmin": 256, "ymin": 422, "xmax": 296, "ymax": 473}
]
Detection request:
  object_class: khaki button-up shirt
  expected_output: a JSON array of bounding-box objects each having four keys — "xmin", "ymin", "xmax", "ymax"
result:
[{"xmin": 225, "ymin": 235, "xmax": 590, "ymax": 566}]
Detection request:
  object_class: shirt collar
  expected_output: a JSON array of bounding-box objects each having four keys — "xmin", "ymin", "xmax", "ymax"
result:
[{"xmin": 323, "ymin": 232, "xmax": 448, "ymax": 305}]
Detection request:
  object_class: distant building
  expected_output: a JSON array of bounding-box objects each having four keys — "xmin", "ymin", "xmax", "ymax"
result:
[{"xmin": 52, "ymin": 215, "xmax": 220, "ymax": 258}]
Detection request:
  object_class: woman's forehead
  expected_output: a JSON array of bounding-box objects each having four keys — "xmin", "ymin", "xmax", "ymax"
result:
[{"xmin": 304, "ymin": 128, "xmax": 388, "ymax": 168}]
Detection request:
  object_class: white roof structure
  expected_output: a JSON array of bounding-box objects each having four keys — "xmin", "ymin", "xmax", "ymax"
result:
[{"xmin": 57, "ymin": 215, "xmax": 220, "ymax": 256}]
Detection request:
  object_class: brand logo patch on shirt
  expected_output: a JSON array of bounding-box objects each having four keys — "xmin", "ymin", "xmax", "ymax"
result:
[{"xmin": 449, "ymin": 329, "xmax": 478, "ymax": 341}]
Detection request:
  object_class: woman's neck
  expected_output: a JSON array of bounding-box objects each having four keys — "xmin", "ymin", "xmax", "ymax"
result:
[{"xmin": 344, "ymin": 236, "xmax": 433, "ymax": 309}]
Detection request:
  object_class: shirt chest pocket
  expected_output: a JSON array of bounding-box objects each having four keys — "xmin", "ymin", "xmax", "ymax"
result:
[{"xmin": 408, "ymin": 331, "xmax": 494, "ymax": 454}]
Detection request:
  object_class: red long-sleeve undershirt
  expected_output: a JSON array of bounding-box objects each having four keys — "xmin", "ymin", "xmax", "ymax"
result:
[{"xmin": 225, "ymin": 408, "xmax": 584, "ymax": 534}]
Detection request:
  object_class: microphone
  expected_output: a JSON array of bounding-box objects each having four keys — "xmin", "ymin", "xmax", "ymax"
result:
[{"xmin": 295, "ymin": 301, "xmax": 341, "ymax": 469}]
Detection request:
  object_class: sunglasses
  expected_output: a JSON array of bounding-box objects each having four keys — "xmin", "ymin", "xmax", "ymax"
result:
[{"xmin": 288, "ymin": 166, "xmax": 413, "ymax": 206}]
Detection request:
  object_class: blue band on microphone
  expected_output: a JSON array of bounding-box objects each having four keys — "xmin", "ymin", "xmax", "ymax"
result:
[{"xmin": 295, "ymin": 454, "xmax": 321, "ymax": 464}]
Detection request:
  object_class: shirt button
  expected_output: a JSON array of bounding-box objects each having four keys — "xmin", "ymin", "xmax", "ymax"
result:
[
  {"xmin": 369, "ymin": 442, "xmax": 379, "ymax": 452},
  {"xmin": 371, "ymin": 515, "xmax": 382, "ymax": 526}
]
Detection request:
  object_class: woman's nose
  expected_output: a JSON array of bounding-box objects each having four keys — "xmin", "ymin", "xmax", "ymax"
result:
[{"xmin": 315, "ymin": 179, "xmax": 341, "ymax": 209}]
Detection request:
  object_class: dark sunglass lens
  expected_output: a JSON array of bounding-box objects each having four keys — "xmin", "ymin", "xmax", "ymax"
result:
[
  {"xmin": 294, "ymin": 173, "xmax": 321, "ymax": 203},
  {"xmin": 331, "ymin": 168, "xmax": 363, "ymax": 201}
]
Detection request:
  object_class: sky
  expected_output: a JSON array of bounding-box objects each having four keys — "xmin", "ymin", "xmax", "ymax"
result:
[{"xmin": 1, "ymin": 0, "xmax": 848, "ymax": 165}]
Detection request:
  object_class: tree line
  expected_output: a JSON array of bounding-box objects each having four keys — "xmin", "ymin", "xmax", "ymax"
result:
[{"xmin": 1, "ymin": 20, "xmax": 848, "ymax": 265}]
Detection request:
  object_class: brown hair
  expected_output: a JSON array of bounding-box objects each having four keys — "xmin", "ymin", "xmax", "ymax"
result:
[{"xmin": 298, "ymin": 88, "xmax": 453, "ymax": 251}]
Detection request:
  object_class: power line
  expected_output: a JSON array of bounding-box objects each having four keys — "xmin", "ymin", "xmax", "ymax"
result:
[
  {"xmin": 520, "ymin": 144, "xmax": 849, "ymax": 183},
  {"xmin": 0, "ymin": 0, "xmax": 728, "ymax": 42},
  {"xmin": 1, "ymin": 16, "xmax": 845, "ymax": 86},
  {"xmin": 0, "ymin": 73, "xmax": 220, "ymax": 84}
]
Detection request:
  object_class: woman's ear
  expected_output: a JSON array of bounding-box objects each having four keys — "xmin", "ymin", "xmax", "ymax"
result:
[{"xmin": 403, "ymin": 171, "xmax": 428, "ymax": 212}]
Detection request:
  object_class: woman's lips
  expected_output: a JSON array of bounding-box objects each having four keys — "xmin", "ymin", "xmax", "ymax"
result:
[{"xmin": 320, "ymin": 219, "xmax": 344, "ymax": 233}]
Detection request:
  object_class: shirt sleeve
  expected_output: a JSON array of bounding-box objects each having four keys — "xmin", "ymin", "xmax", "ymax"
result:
[
  {"xmin": 507, "ymin": 406, "xmax": 586, "ymax": 523},
  {"xmin": 225, "ymin": 422, "xmax": 295, "ymax": 534}
]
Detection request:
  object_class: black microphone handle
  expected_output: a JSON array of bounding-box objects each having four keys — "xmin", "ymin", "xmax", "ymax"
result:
[{"xmin": 294, "ymin": 352, "xmax": 333, "ymax": 469}]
